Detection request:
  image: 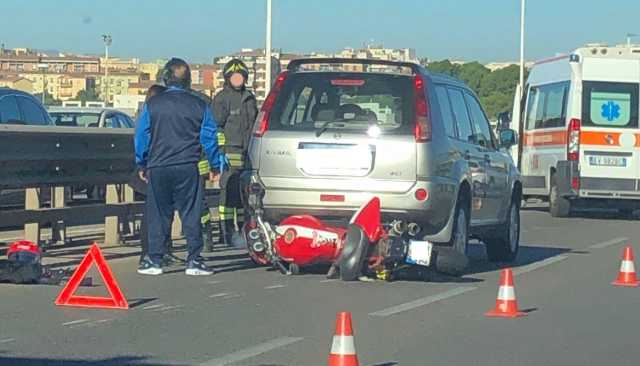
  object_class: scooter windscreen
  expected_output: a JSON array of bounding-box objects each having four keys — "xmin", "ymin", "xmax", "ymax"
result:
[{"xmin": 337, "ymin": 224, "xmax": 369, "ymax": 281}]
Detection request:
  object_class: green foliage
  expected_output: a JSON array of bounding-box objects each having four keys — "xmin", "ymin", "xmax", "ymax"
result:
[
  {"xmin": 33, "ymin": 91, "xmax": 61, "ymax": 106},
  {"xmin": 426, "ymin": 60, "xmax": 528, "ymax": 119},
  {"xmin": 74, "ymin": 87, "xmax": 100, "ymax": 103}
]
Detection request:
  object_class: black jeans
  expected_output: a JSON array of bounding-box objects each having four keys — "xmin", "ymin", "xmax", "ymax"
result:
[{"xmin": 146, "ymin": 163, "xmax": 204, "ymax": 264}]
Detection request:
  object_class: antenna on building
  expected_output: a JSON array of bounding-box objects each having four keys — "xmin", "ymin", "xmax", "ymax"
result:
[{"xmin": 627, "ymin": 33, "xmax": 638, "ymax": 48}]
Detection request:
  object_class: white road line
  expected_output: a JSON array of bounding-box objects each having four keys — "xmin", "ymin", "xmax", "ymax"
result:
[
  {"xmin": 209, "ymin": 292, "xmax": 229, "ymax": 299},
  {"xmin": 207, "ymin": 280, "xmax": 223, "ymax": 285},
  {"xmin": 589, "ymin": 237, "xmax": 629, "ymax": 250},
  {"xmin": 513, "ymin": 255, "xmax": 569, "ymax": 276},
  {"xmin": 142, "ymin": 304, "xmax": 165, "ymax": 310},
  {"xmin": 153, "ymin": 305, "xmax": 179, "ymax": 312},
  {"xmin": 199, "ymin": 337, "xmax": 304, "ymax": 366},
  {"xmin": 319, "ymin": 279, "xmax": 337, "ymax": 283},
  {"xmin": 62, "ymin": 319, "xmax": 90, "ymax": 327},
  {"xmin": 223, "ymin": 294, "xmax": 242, "ymax": 300},
  {"xmin": 0, "ymin": 338, "xmax": 15, "ymax": 344},
  {"xmin": 369, "ymin": 286, "xmax": 477, "ymax": 317},
  {"xmin": 264, "ymin": 284, "xmax": 285, "ymax": 290}
]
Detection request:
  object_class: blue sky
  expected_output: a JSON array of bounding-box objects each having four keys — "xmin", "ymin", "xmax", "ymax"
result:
[{"xmin": 2, "ymin": 0, "xmax": 639, "ymax": 63}]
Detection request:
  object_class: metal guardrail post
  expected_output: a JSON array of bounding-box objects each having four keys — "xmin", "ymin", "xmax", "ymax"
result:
[
  {"xmin": 104, "ymin": 184, "xmax": 120, "ymax": 245},
  {"xmin": 171, "ymin": 212, "xmax": 182, "ymax": 239},
  {"xmin": 24, "ymin": 188, "xmax": 41, "ymax": 244},
  {"xmin": 50, "ymin": 186, "xmax": 67, "ymax": 245}
]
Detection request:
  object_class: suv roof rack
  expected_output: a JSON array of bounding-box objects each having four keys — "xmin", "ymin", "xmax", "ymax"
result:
[{"xmin": 287, "ymin": 57, "xmax": 422, "ymax": 74}]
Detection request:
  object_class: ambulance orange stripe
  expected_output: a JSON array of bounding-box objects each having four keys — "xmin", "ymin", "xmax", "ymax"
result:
[
  {"xmin": 580, "ymin": 131, "xmax": 621, "ymax": 146},
  {"xmin": 523, "ymin": 130, "xmax": 566, "ymax": 147}
]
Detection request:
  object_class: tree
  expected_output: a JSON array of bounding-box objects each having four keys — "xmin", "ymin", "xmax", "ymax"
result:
[
  {"xmin": 33, "ymin": 91, "xmax": 61, "ymax": 106},
  {"xmin": 74, "ymin": 88, "xmax": 100, "ymax": 103}
]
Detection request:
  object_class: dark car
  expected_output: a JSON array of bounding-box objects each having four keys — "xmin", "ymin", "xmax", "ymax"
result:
[{"xmin": 0, "ymin": 87, "xmax": 54, "ymax": 126}]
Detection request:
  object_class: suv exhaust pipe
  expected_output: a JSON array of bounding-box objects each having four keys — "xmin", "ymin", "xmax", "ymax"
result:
[{"xmin": 407, "ymin": 223, "xmax": 421, "ymax": 237}]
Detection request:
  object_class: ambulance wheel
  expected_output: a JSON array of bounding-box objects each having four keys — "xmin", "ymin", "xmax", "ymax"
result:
[
  {"xmin": 485, "ymin": 197, "xmax": 520, "ymax": 263},
  {"xmin": 549, "ymin": 177, "xmax": 571, "ymax": 217}
]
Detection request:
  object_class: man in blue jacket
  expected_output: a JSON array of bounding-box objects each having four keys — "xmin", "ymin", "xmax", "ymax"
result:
[{"xmin": 134, "ymin": 58, "xmax": 220, "ymax": 276}]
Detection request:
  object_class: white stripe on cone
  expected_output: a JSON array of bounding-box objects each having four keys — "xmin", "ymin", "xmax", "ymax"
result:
[
  {"xmin": 620, "ymin": 260, "xmax": 636, "ymax": 273},
  {"xmin": 330, "ymin": 335, "xmax": 356, "ymax": 355},
  {"xmin": 497, "ymin": 286, "xmax": 516, "ymax": 301}
]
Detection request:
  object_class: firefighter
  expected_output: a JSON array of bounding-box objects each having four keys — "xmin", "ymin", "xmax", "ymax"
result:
[{"xmin": 212, "ymin": 59, "xmax": 258, "ymax": 245}]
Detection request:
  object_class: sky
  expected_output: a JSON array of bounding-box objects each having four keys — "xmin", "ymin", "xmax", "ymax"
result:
[{"xmin": 2, "ymin": 0, "xmax": 639, "ymax": 63}]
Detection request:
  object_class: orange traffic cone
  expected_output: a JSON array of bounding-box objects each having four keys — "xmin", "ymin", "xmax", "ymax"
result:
[
  {"xmin": 328, "ymin": 312, "xmax": 359, "ymax": 366},
  {"xmin": 612, "ymin": 246, "xmax": 639, "ymax": 287},
  {"xmin": 485, "ymin": 268, "xmax": 526, "ymax": 318}
]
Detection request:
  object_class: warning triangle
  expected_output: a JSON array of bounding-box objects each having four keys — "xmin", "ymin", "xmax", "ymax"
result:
[{"xmin": 55, "ymin": 243, "xmax": 129, "ymax": 310}]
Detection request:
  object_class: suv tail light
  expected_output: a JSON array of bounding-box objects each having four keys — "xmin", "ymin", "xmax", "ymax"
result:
[
  {"xmin": 414, "ymin": 74, "xmax": 432, "ymax": 142},
  {"xmin": 567, "ymin": 118, "xmax": 581, "ymax": 161},
  {"xmin": 253, "ymin": 71, "xmax": 289, "ymax": 137}
]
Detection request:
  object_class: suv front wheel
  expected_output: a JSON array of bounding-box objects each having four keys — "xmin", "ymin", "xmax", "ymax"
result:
[{"xmin": 485, "ymin": 196, "xmax": 520, "ymax": 262}]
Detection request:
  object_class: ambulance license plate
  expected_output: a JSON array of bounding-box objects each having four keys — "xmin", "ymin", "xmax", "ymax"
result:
[
  {"xmin": 406, "ymin": 240, "xmax": 433, "ymax": 267},
  {"xmin": 589, "ymin": 156, "xmax": 626, "ymax": 167}
]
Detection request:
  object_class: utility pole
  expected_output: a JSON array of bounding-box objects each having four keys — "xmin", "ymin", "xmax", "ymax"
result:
[
  {"xmin": 102, "ymin": 34, "xmax": 112, "ymax": 105},
  {"xmin": 265, "ymin": 0, "xmax": 272, "ymax": 98},
  {"xmin": 511, "ymin": 0, "xmax": 526, "ymax": 168}
]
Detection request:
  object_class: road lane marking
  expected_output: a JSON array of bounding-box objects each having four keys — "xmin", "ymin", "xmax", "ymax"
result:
[
  {"xmin": 153, "ymin": 305, "xmax": 180, "ymax": 312},
  {"xmin": 369, "ymin": 286, "xmax": 477, "ymax": 317},
  {"xmin": 207, "ymin": 280, "xmax": 223, "ymax": 285},
  {"xmin": 209, "ymin": 292, "xmax": 229, "ymax": 299},
  {"xmin": 0, "ymin": 338, "xmax": 15, "ymax": 344},
  {"xmin": 62, "ymin": 319, "xmax": 90, "ymax": 327},
  {"xmin": 513, "ymin": 255, "xmax": 569, "ymax": 276},
  {"xmin": 200, "ymin": 337, "xmax": 304, "ymax": 366},
  {"xmin": 264, "ymin": 284, "xmax": 285, "ymax": 289},
  {"xmin": 142, "ymin": 304, "xmax": 165, "ymax": 310},
  {"xmin": 589, "ymin": 237, "xmax": 628, "ymax": 249}
]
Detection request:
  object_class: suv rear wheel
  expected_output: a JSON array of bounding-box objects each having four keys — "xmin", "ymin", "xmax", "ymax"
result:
[
  {"xmin": 549, "ymin": 176, "xmax": 571, "ymax": 217},
  {"xmin": 485, "ymin": 195, "xmax": 520, "ymax": 262},
  {"xmin": 435, "ymin": 193, "xmax": 470, "ymax": 276}
]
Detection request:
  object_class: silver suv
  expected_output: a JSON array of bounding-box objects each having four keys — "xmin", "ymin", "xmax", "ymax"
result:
[{"xmin": 246, "ymin": 58, "xmax": 522, "ymax": 264}]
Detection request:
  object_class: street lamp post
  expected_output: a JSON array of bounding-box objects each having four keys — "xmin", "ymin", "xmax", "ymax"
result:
[
  {"xmin": 37, "ymin": 62, "xmax": 49, "ymax": 105},
  {"xmin": 102, "ymin": 34, "xmax": 112, "ymax": 105},
  {"xmin": 265, "ymin": 0, "xmax": 272, "ymax": 97},
  {"xmin": 511, "ymin": 0, "xmax": 526, "ymax": 168}
]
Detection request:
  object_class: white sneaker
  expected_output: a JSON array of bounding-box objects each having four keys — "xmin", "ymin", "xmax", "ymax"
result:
[
  {"xmin": 185, "ymin": 259, "xmax": 214, "ymax": 276},
  {"xmin": 137, "ymin": 259, "xmax": 163, "ymax": 276}
]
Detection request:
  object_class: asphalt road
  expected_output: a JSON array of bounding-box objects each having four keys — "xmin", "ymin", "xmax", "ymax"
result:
[{"xmin": 1, "ymin": 204, "xmax": 640, "ymax": 366}]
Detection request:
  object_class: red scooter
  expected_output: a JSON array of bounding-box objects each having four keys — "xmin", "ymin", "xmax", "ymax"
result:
[{"xmin": 242, "ymin": 182, "xmax": 435, "ymax": 281}]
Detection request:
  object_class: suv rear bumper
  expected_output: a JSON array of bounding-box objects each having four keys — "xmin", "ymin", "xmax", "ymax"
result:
[{"xmin": 253, "ymin": 176, "xmax": 457, "ymax": 241}]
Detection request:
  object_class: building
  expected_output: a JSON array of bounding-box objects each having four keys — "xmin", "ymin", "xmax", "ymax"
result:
[
  {"xmin": 128, "ymin": 80, "xmax": 157, "ymax": 96},
  {"xmin": 97, "ymin": 72, "xmax": 141, "ymax": 104},
  {"xmin": 0, "ymin": 75, "xmax": 34, "ymax": 93},
  {"xmin": 17, "ymin": 72, "xmax": 96, "ymax": 101},
  {"xmin": 100, "ymin": 57, "xmax": 140, "ymax": 72},
  {"xmin": 484, "ymin": 61, "xmax": 535, "ymax": 72},
  {"xmin": 139, "ymin": 61, "xmax": 165, "ymax": 81},
  {"xmin": 0, "ymin": 53, "xmax": 100, "ymax": 74}
]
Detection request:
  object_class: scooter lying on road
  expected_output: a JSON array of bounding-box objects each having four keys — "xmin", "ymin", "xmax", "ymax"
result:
[{"xmin": 241, "ymin": 182, "xmax": 438, "ymax": 281}]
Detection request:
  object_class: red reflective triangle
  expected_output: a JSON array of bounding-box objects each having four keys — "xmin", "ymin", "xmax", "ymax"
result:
[{"xmin": 55, "ymin": 243, "xmax": 128, "ymax": 310}]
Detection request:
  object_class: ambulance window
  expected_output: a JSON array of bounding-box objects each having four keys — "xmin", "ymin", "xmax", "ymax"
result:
[
  {"xmin": 541, "ymin": 82, "xmax": 568, "ymax": 129},
  {"xmin": 582, "ymin": 81, "xmax": 639, "ymax": 129},
  {"xmin": 525, "ymin": 86, "xmax": 543, "ymax": 130}
]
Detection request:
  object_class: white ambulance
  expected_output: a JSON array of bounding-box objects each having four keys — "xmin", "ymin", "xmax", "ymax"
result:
[{"xmin": 510, "ymin": 44, "xmax": 640, "ymax": 217}]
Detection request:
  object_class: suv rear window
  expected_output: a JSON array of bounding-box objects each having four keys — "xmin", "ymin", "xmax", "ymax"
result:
[
  {"xmin": 582, "ymin": 81, "xmax": 639, "ymax": 129},
  {"xmin": 269, "ymin": 73, "xmax": 415, "ymax": 135}
]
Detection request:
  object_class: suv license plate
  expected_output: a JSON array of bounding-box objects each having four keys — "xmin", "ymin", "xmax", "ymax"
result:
[
  {"xmin": 406, "ymin": 240, "xmax": 433, "ymax": 267},
  {"xmin": 589, "ymin": 156, "xmax": 626, "ymax": 167}
]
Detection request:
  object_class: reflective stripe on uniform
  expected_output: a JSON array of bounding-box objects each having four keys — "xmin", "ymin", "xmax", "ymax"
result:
[
  {"xmin": 198, "ymin": 160, "xmax": 210, "ymax": 176},
  {"xmin": 226, "ymin": 152, "xmax": 244, "ymax": 167},
  {"xmin": 218, "ymin": 206, "xmax": 235, "ymax": 221},
  {"xmin": 217, "ymin": 132, "xmax": 226, "ymax": 146},
  {"xmin": 201, "ymin": 212, "xmax": 211, "ymax": 224}
]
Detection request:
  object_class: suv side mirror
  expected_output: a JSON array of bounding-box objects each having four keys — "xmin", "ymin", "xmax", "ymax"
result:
[{"xmin": 499, "ymin": 129, "xmax": 517, "ymax": 148}]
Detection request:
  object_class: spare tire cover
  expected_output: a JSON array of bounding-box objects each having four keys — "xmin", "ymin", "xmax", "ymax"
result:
[{"xmin": 338, "ymin": 224, "xmax": 368, "ymax": 281}]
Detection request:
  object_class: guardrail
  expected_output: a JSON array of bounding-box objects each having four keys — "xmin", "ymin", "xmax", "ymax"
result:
[{"xmin": 0, "ymin": 125, "xmax": 218, "ymax": 246}]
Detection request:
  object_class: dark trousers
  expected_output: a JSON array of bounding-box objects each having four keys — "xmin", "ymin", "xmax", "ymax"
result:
[
  {"xmin": 147, "ymin": 163, "xmax": 203, "ymax": 264},
  {"xmin": 218, "ymin": 167, "xmax": 244, "ymax": 228}
]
